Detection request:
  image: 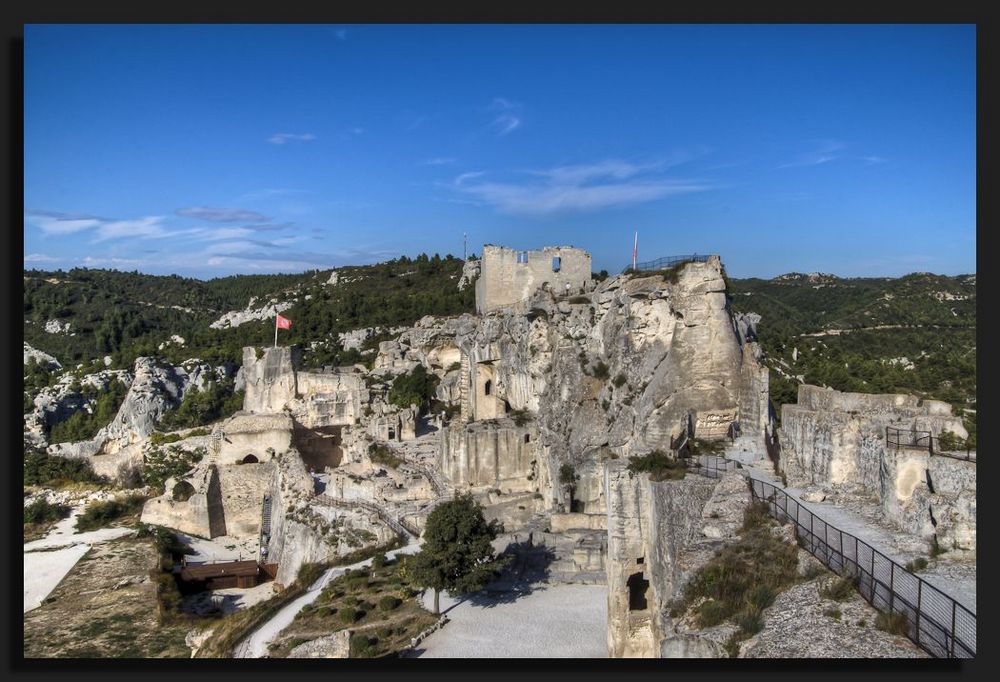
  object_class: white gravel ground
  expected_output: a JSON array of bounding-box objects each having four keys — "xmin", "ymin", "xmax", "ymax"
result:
[
  {"xmin": 413, "ymin": 584, "xmax": 608, "ymax": 658},
  {"xmin": 23, "ymin": 506, "xmax": 136, "ymax": 612}
]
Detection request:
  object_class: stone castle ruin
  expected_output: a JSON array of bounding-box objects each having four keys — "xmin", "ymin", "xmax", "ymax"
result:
[
  {"xmin": 33, "ymin": 242, "xmax": 973, "ymax": 658},
  {"xmin": 475, "ymin": 244, "xmax": 592, "ymax": 314}
]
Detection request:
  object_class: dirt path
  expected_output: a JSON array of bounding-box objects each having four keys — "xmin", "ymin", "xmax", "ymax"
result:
[{"xmin": 233, "ymin": 534, "xmax": 422, "ymax": 658}]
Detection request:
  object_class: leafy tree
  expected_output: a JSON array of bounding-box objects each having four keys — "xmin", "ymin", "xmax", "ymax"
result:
[
  {"xmin": 23, "ymin": 448, "xmax": 107, "ymax": 486},
  {"xmin": 405, "ymin": 493, "xmax": 509, "ymax": 614},
  {"xmin": 388, "ymin": 364, "xmax": 439, "ymax": 414}
]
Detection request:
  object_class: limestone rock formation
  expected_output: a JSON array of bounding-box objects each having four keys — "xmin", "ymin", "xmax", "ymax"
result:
[
  {"xmin": 779, "ymin": 385, "xmax": 975, "ymax": 550},
  {"xmin": 23, "ymin": 342, "xmax": 61, "ymax": 369},
  {"xmin": 210, "ymin": 297, "xmax": 294, "ymax": 330}
]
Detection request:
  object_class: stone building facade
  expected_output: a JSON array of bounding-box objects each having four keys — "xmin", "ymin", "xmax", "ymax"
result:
[{"xmin": 475, "ymin": 244, "xmax": 592, "ymax": 314}]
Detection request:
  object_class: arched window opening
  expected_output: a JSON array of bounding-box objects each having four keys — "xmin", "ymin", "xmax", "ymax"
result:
[
  {"xmin": 241, "ymin": 454, "xmax": 259, "ymax": 464},
  {"xmin": 484, "ymin": 379, "xmax": 492, "ymax": 396}
]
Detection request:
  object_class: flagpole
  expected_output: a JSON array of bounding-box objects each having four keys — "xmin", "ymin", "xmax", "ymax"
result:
[
  {"xmin": 633, "ymin": 231, "xmax": 638, "ymax": 271},
  {"xmin": 274, "ymin": 316, "xmax": 278, "ymax": 348}
]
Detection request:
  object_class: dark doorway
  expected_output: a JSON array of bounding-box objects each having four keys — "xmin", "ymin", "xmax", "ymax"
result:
[
  {"xmin": 292, "ymin": 422, "xmax": 344, "ymax": 472},
  {"xmin": 627, "ymin": 571, "xmax": 649, "ymax": 611},
  {"xmin": 172, "ymin": 480, "xmax": 195, "ymax": 502},
  {"xmin": 484, "ymin": 379, "xmax": 492, "ymax": 396},
  {"xmin": 241, "ymin": 454, "xmax": 259, "ymax": 464}
]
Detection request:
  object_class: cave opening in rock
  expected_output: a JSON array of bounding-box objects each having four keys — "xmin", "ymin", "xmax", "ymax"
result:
[
  {"xmin": 241, "ymin": 454, "xmax": 259, "ymax": 464},
  {"xmin": 627, "ymin": 571, "xmax": 649, "ymax": 611}
]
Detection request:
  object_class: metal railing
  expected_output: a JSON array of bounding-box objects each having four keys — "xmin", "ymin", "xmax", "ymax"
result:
[
  {"xmin": 886, "ymin": 427, "xmax": 976, "ymax": 463},
  {"xmin": 688, "ymin": 454, "xmax": 743, "ymax": 479},
  {"xmin": 748, "ymin": 477, "xmax": 976, "ymax": 658},
  {"xmin": 622, "ymin": 254, "xmax": 711, "ymax": 274}
]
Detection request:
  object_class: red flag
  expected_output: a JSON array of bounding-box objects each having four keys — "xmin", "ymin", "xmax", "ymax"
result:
[{"xmin": 276, "ymin": 314, "xmax": 292, "ymax": 330}]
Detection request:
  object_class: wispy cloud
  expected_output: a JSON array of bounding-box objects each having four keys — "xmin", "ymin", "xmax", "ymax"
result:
[
  {"xmin": 26, "ymin": 209, "xmax": 105, "ymax": 235},
  {"xmin": 267, "ymin": 132, "xmax": 317, "ymax": 145},
  {"xmin": 448, "ymin": 159, "xmax": 711, "ymax": 215},
  {"xmin": 176, "ymin": 206, "xmax": 271, "ymax": 222},
  {"xmin": 24, "ymin": 252, "xmax": 60, "ymax": 263},
  {"xmin": 777, "ymin": 140, "xmax": 845, "ymax": 169},
  {"xmin": 860, "ymin": 155, "xmax": 887, "ymax": 165},
  {"xmin": 489, "ymin": 97, "xmax": 522, "ymax": 136},
  {"xmin": 333, "ymin": 28, "xmax": 348, "ymax": 40},
  {"xmin": 93, "ymin": 216, "xmax": 168, "ymax": 242},
  {"xmin": 422, "ymin": 157, "xmax": 457, "ymax": 166}
]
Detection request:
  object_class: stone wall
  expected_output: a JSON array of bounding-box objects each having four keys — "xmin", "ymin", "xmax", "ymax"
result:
[
  {"xmin": 475, "ymin": 244, "xmax": 592, "ymax": 314},
  {"xmin": 779, "ymin": 384, "xmax": 975, "ymax": 549},
  {"xmin": 438, "ymin": 419, "xmax": 541, "ymax": 493},
  {"xmin": 216, "ymin": 413, "xmax": 293, "ymax": 465}
]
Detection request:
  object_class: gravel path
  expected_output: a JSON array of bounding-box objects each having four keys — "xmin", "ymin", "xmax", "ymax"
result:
[
  {"xmin": 234, "ymin": 535, "xmax": 422, "ymax": 658},
  {"xmin": 23, "ymin": 506, "xmax": 136, "ymax": 612},
  {"xmin": 412, "ymin": 584, "xmax": 608, "ymax": 658}
]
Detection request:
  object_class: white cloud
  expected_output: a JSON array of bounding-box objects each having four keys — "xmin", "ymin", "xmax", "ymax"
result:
[
  {"xmin": 268, "ymin": 132, "xmax": 317, "ymax": 145},
  {"xmin": 176, "ymin": 206, "xmax": 271, "ymax": 222},
  {"xmin": 27, "ymin": 210, "xmax": 104, "ymax": 235},
  {"xmin": 422, "ymin": 157, "xmax": 457, "ymax": 166},
  {"xmin": 24, "ymin": 253, "xmax": 60, "ymax": 262},
  {"xmin": 93, "ymin": 216, "xmax": 168, "ymax": 242},
  {"xmin": 450, "ymin": 159, "xmax": 711, "ymax": 215}
]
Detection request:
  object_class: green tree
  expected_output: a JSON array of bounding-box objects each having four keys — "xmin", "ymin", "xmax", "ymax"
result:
[
  {"xmin": 559, "ymin": 463, "xmax": 579, "ymax": 511},
  {"xmin": 405, "ymin": 493, "xmax": 509, "ymax": 614},
  {"xmin": 388, "ymin": 364, "xmax": 439, "ymax": 414}
]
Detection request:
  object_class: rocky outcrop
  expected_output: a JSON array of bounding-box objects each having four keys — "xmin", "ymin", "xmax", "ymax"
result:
[
  {"xmin": 604, "ymin": 462, "xmax": 747, "ymax": 657},
  {"xmin": 457, "ymin": 258, "xmax": 480, "ymax": 291},
  {"xmin": 288, "ymin": 630, "xmax": 350, "ymax": 658},
  {"xmin": 23, "ymin": 342, "xmax": 61, "ymax": 369},
  {"xmin": 210, "ymin": 297, "xmax": 294, "ymax": 330},
  {"xmin": 44, "ymin": 319, "xmax": 71, "ymax": 334},
  {"xmin": 437, "ymin": 256, "xmax": 760, "ymax": 514}
]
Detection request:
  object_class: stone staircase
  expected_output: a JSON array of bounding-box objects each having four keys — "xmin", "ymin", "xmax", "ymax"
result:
[{"xmin": 312, "ymin": 495, "xmax": 415, "ymax": 539}]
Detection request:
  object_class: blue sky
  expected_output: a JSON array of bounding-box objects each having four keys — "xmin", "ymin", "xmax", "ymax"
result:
[{"xmin": 24, "ymin": 24, "xmax": 975, "ymax": 279}]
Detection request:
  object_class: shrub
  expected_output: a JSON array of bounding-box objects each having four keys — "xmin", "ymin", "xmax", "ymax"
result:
[
  {"xmin": 23, "ymin": 449, "xmax": 106, "ymax": 487},
  {"xmin": 75, "ymin": 494, "xmax": 147, "ymax": 531},
  {"xmin": 696, "ymin": 599, "xmax": 727, "ymax": 627},
  {"xmin": 24, "ymin": 499, "xmax": 71, "ymax": 525},
  {"xmin": 368, "ymin": 443, "xmax": 403, "ymax": 469},
  {"xmin": 591, "ymin": 361, "xmax": 610, "ymax": 380},
  {"xmin": 339, "ymin": 606, "xmax": 359, "ymax": 624},
  {"xmin": 681, "ymin": 502, "xmax": 799, "ymax": 643},
  {"xmin": 820, "ymin": 576, "xmax": 856, "ymax": 602},
  {"xmin": 350, "ymin": 633, "xmax": 377, "ymax": 657},
  {"xmin": 378, "ymin": 595, "xmax": 401, "ymax": 612},
  {"xmin": 509, "ymin": 409, "xmax": 531, "ymax": 427},
  {"xmin": 904, "ymin": 557, "xmax": 928, "ymax": 573},
  {"xmin": 613, "ymin": 373, "xmax": 627, "ymax": 388},
  {"xmin": 929, "ymin": 536, "xmax": 946, "ymax": 558},
  {"xmin": 824, "ymin": 607, "xmax": 842, "ymax": 620},
  {"xmin": 371, "ymin": 552, "xmax": 388, "ymax": 570},
  {"xmin": 568, "ymin": 295, "xmax": 590, "ymax": 304},
  {"xmin": 875, "ymin": 610, "xmax": 910, "ymax": 636},
  {"xmin": 627, "ymin": 451, "xmax": 688, "ymax": 481}
]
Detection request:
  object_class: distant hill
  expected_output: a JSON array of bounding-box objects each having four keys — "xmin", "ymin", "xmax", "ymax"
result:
[
  {"xmin": 728, "ymin": 272, "xmax": 976, "ymax": 423},
  {"xmin": 23, "ymin": 261, "xmax": 976, "ymax": 433},
  {"xmin": 23, "ymin": 254, "xmax": 474, "ymax": 372}
]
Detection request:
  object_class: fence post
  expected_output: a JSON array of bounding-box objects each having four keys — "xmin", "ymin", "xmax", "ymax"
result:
[
  {"xmin": 889, "ymin": 562, "xmax": 895, "ymax": 612},
  {"xmin": 810, "ymin": 513, "xmax": 814, "ymax": 553},
  {"xmin": 950, "ymin": 601, "xmax": 956, "ymax": 657},
  {"xmin": 916, "ymin": 580, "xmax": 922, "ymax": 646}
]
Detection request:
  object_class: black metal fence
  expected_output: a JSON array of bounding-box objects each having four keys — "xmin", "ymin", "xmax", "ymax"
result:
[
  {"xmin": 748, "ymin": 477, "xmax": 976, "ymax": 658},
  {"xmin": 886, "ymin": 427, "xmax": 976, "ymax": 463},
  {"xmin": 688, "ymin": 454, "xmax": 743, "ymax": 479},
  {"xmin": 621, "ymin": 254, "xmax": 711, "ymax": 274}
]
